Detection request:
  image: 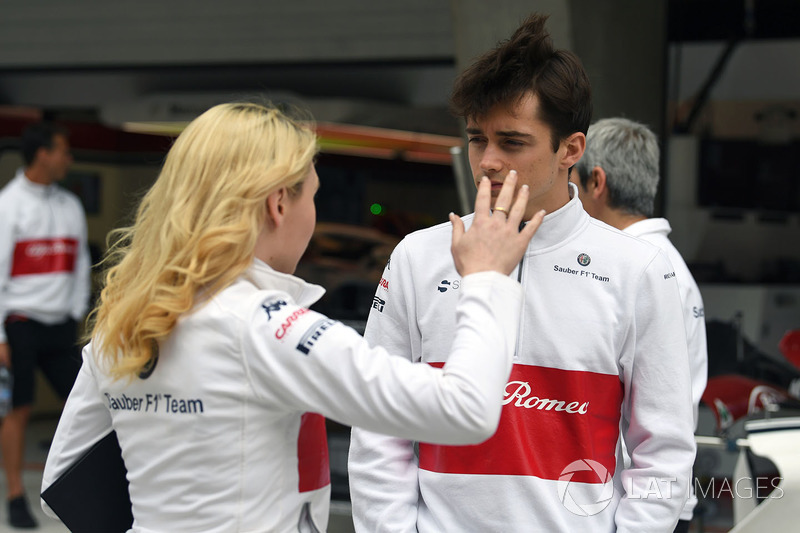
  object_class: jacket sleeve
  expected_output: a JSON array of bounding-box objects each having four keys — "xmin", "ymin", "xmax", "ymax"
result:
[
  {"xmin": 40, "ymin": 343, "xmax": 113, "ymax": 519},
  {"xmin": 348, "ymin": 243, "xmax": 422, "ymax": 532},
  {"xmin": 242, "ymin": 267, "xmax": 520, "ymax": 442},
  {"xmin": 70, "ymin": 197, "xmax": 92, "ymax": 321},
  {"xmin": 682, "ymin": 278, "xmax": 708, "ymax": 428},
  {"xmin": 616, "ymin": 250, "xmax": 697, "ymax": 532}
]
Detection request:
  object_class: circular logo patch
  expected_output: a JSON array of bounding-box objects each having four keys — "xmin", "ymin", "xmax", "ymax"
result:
[
  {"xmin": 557, "ymin": 459, "xmax": 614, "ymax": 516},
  {"xmin": 577, "ymin": 253, "xmax": 591, "ymax": 266}
]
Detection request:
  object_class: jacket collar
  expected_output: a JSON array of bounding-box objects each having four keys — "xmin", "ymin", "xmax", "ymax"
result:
[
  {"xmin": 623, "ymin": 217, "xmax": 671, "ymax": 238},
  {"xmin": 14, "ymin": 167, "xmax": 58, "ymax": 197},
  {"xmin": 246, "ymin": 259, "xmax": 326, "ymax": 308},
  {"xmin": 526, "ymin": 182, "xmax": 590, "ymax": 253}
]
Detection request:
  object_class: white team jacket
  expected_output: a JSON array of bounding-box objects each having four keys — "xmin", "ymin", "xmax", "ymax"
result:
[
  {"xmin": 348, "ymin": 185, "xmax": 697, "ymax": 533},
  {"xmin": 42, "ymin": 260, "xmax": 523, "ymax": 533},
  {"xmin": 625, "ymin": 218, "xmax": 708, "ymax": 522},
  {"xmin": 0, "ymin": 169, "xmax": 91, "ymax": 342}
]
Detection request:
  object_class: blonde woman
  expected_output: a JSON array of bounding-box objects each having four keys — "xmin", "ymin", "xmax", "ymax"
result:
[{"xmin": 40, "ymin": 102, "xmax": 542, "ymax": 532}]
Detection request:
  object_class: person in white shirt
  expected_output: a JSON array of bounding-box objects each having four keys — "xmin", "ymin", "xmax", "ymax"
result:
[
  {"xmin": 0, "ymin": 121, "xmax": 90, "ymax": 529},
  {"xmin": 573, "ymin": 117, "xmax": 708, "ymax": 533},
  {"xmin": 348, "ymin": 13, "xmax": 696, "ymax": 533},
  {"xmin": 40, "ymin": 101, "xmax": 544, "ymax": 532}
]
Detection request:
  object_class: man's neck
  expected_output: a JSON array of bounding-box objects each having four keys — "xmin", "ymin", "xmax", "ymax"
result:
[
  {"xmin": 608, "ymin": 211, "xmax": 647, "ymax": 231},
  {"xmin": 24, "ymin": 167, "xmax": 52, "ymax": 186}
]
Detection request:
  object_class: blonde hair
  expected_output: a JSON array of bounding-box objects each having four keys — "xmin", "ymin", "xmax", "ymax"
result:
[{"xmin": 90, "ymin": 102, "xmax": 318, "ymax": 379}]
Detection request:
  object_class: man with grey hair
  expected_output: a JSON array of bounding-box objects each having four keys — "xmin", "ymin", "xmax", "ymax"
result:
[{"xmin": 574, "ymin": 117, "xmax": 707, "ymax": 533}]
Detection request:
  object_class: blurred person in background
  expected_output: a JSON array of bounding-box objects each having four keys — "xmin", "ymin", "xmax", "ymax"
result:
[
  {"xmin": 0, "ymin": 121, "xmax": 90, "ymax": 529},
  {"xmin": 574, "ymin": 117, "xmax": 708, "ymax": 533}
]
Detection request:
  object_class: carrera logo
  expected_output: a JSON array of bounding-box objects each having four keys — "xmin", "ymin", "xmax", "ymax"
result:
[
  {"xmin": 296, "ymin": 319, "xmax": 336, "ymax": 355},
  {"xmin": 379, "ymin": 277, "xmax": 389, "ymax": 291},
  {"xmin": 275, "ymin": 308, "xmax": 310, "ymax": 339},
  {"xmin": 262, "ymin": 299, "xmax": 288, "ymax": 320},
  {"xmin": 437, "ymin": 279, "xmax": 460, "ymax": 293}
]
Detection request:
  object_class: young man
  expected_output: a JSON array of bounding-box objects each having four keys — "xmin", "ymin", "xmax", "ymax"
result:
[
  {"xmin": 348, "ymin": 14, "xmax": 696, "ymax": 532},
  {"xmin": 0, "ymin": 122, "xmax": 90, "ymax": 529},
  {"xmin": 574, "ymin": 117, "xmax": 707, "ymax": 533}
]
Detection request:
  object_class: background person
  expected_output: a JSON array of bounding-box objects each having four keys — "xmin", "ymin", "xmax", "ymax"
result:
[
  {"xmin": 574, "ymin": 117, "xmax": 708, "ymax": 533},
  {"xmin": 348, "ymin": 14, "xmax": 696, "ymax": 533},
  {"xmin": 0, "ymin": 122, "xmax": 90, "ymax": 529},
  {"xmin": 40, "ymin": 102, "xmax": 544, "ymax": 532}
]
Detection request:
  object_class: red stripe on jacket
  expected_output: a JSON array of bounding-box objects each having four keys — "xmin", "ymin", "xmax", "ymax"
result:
[
  {"xmin": 419, "ymin": 364, "xmax": 623, "ymax": 483},
  {"xmin": 297, "ymin": 413, "xmax": 330, "ymax": 493},
  {"xmin": 11, "ymin": 238, "xmax": 78, "ymax": 277}
]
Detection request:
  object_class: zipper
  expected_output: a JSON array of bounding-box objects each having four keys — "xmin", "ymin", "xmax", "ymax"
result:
[{"xmin": 514, "ymin": 251, "xmax": 525, "ymax": 359}]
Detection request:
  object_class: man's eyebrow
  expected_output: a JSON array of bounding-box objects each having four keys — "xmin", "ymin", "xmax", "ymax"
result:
[
  {"xmin": 465, "ymin": 127, "xmax": 532, "ymax": 139},
  {"xmin": 496, "ymin": 130, "xmax": 533, "ymax": 138}
]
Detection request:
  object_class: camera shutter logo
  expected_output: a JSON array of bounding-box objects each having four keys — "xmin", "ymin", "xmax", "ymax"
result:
[{"xmin": 557, "ymin": 459, "xmax": 614, "ymax": 516}]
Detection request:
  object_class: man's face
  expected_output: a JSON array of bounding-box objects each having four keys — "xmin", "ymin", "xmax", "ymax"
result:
[
  {"xmin": 466, "ymin": 93, "xmax": 569, "ymax": 220},
  {"xmin": 40, "ymin": 134, "xmax": 73, "ymax": 183}
]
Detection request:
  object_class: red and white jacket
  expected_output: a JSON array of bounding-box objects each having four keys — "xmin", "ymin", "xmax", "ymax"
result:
[
  {"xmin": 42, "ymin": 260, "xmax": 523, "ymax": 532},
  {"xmin": 0, "ymin": 169, "xmax": 91, "ymax": 341},
  {"xmin": 348, "ymin": 185, "xmax": 697, "ymax": 533}
]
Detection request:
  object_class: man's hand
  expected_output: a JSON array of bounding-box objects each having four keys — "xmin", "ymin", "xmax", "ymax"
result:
[
  {"xmin": 0, "ymin": 343, "xmax": 10, "ymax": 369},
  {"xmin": 450, "ymin": 170, "xmax": 545, "ymax": 277}
]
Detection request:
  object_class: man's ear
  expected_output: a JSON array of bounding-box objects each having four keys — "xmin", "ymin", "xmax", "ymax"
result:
[
  {"xmin": 560, "ymin": 132, "xmax": 586, "ymax": 169},
  {"xmin": 591, "ymin": 166, "xmax": 608, "ymax": 200},
  {"xmin": 265, "ymin": 187, "xmax": 287, "ymax": 228}
]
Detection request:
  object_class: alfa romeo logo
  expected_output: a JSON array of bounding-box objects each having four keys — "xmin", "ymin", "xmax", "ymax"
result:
[
  {"xmin": 577, "ymin": 253, "xmax": 591, "ymax": 266},
  {"xmin": 557, "ymin": 459, "xmax": 614, "ymax": 516}
]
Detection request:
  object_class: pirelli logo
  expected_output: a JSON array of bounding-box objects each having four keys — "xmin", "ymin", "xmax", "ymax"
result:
[{"xmin": 296, "ymin": 319, "xmax": 336, "ymax": 355}]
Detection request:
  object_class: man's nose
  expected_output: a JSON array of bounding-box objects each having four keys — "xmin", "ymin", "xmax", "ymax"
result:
[{"xmin": 479, "ymin": 145, "xmax": 503, "ymax": 175}]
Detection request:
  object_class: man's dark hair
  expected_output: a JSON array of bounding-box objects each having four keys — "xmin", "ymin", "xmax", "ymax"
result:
[
  {"xmin": 21, "ymin": 121, "xmax": 68, "ymax": 166},
  {"xmin": 450, "ymin": 13, "xmax": 592, "ymax": 151}
]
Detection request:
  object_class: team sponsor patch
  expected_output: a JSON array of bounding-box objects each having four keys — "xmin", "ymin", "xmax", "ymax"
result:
[
  {"xmin": 372, "ymin": 296, "xmax": 386, "ymax": 313},
  {"xmin": 437, "ymin": 279, "xmax": 460, "ymax": 293},
  {"xmin": 275, "ymin": 308, "xmax": 311, "ymax": 339},
  {"xmin": 577, "ymin": 253, "xmax": 591, "ymax": 266},
  {"xmin": 379, "ymin": 277, "xmax": 389, "ymax": 291},
  {"xmin": 296, "ymin": 319, "xmax": 336, "ymax": 355},
  {"xmin": 664, "ymin": 271, "xmax": 676, "ymax": 280},
  {"xmin": 262, "ymin": 299, "xmax": 288, "ymax": 320},
  {"xmin": 419, "ymin": 363, "xmax": 623, "ymax": 481},
  {"xmin": 11, "ymin": 238, "xmax": 78, "ymax": 277}
]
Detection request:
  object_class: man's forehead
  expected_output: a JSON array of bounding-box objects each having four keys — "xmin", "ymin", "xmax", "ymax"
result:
[{"xmin": 466, "ymin": 94, "xmax": 541, "ymax": 129}]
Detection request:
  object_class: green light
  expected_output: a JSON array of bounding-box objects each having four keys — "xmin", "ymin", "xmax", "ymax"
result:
[{"xmin": 370, "ymin": 203, "xmax": 383, "ymax": 215}]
